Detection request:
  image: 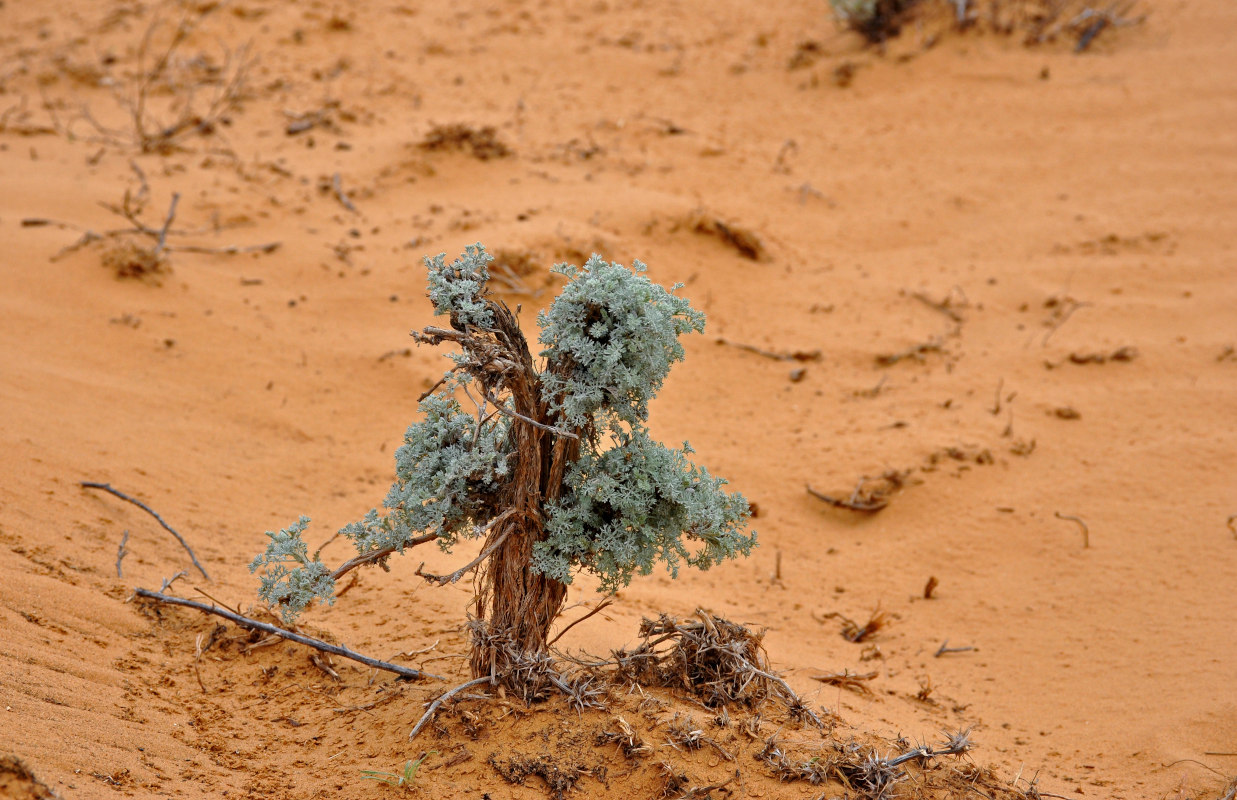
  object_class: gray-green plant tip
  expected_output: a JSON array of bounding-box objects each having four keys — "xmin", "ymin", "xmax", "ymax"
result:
[{"xmin": 252, "ymin": 243, "xmax": 754, "ymax": 634}]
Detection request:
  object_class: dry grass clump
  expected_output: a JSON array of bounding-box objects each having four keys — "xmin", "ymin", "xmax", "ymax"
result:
[
  {"xmin": 102, "ymin": 237, "xmax": 170, "ymax": 282},
  {"xmin": 419, "ymin": 123, "xmax": 512, "ymax": 160},
  {"xmin": 832, "ymin": 0, "xmax": 1144, "ymax": 52}
]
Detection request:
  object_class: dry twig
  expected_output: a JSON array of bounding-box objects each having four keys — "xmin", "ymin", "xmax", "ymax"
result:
[
  {"xmin": 82, "ymin": 481, "xmax": 210, "ymax": 579},
  {"xmin": 876, "ymin": 339, "xmax": 943, "ymax": 366},
  {"xmin": 134, "ymin": 588, "xmax": 442, "ymax": 681},
  {"xmin": 935, "ymin": 640, "xmax": 976, "ymax": 657},
  {"xmin": 1054, "ymin": 511, "xmax": 1090, "ymax": 548},
  {"xmin": 812, "ymin": 669, "xmax": 878, "ymax": 694},
  {"xmin": 330, "ymin": 172, "xmax": 359, "ymax": 214},
  {"xmin": 115, "ymin": 530, "xmax": 130, "ymax": 578},
  {"xmin": 715, "ymin": 336, "xmax": 821, "ymax": 363},
  {"xmin": 548, "ymin": 597, "xmax": 615, "ymax": 646}
]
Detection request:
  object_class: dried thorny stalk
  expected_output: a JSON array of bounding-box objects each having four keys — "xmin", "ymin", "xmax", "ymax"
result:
[
  {"xmin": 575, "ymin": 609, "xmax": 823, "ymax": 727},
  {"xmin": 596, "ymin": 715, "xmax": 653, "ymax": 760},
  {"xmin": 664, "ymin": 713, "xmax": 734, "ymax": 761},
  {"xmin": 657, "ymin": 761, "xmax": 691, "ymax": 798},
  {"xmin": 759, "ymin": 729, "xmax": 974, "ymax": 797}
]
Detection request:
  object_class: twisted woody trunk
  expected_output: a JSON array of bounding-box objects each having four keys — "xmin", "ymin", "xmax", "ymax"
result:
[{"xmin": 414, "ymin": 300, "xmax": 581, "ymax": 682}]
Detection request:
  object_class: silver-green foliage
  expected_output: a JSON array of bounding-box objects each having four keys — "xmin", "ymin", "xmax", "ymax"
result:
[
  {"xmin": 249, "ymin": 516, "xmax": 336, "ymax": 623},
  {"xmin": 341, "ymin": 389, "xmax": 512, "ymax": 556},
  {"xmin": 251, "ymin": 245, "xmax": 753, "ymax": 621},
  {"xmin": 534, "ymin": 427, "xmax": 753, "ymax": 592},
  {"xmin": 830, "ymin": 0, "xmax": 879, "ymax": 24},
  {"xmin": 538, "ymin": 257, "xmax": 704, "ymax": 429}
]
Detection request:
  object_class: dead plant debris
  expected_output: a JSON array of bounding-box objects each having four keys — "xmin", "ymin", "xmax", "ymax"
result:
[
  {"xmin": 582, "ymin": 610, "xmax": 822, "ymax": 727},
  {"xmin": 812, "ymin": 669, "xmax": 879, "ymax": 694},
  {"xmin": 1045, "ymin": 345, "xmax": 1138, "ymax": 368},
  {"xmin": 489, "ymin": 754, "xmax": 582, "ymax": 800},
  {"xmin": 875, "ymin": 338, "xmax": 944, "ymax": 366},
  {"xmin": 419, "ymin": 123, "xmax": 512, "ymax": 160},
  {"xmin": 715, "ymin": 336, "xmax": 821, "ymax": 363},
  {"xmin": 817, "ymin": 607, "xmax": 891, "ymax": 643},
  {"xmin": 690, "ymin": 214, "xmax": 767, "ymax": 261},
  {"xmin": 807, "ymin": 470, "xmax": 909, "ymax": 513}
]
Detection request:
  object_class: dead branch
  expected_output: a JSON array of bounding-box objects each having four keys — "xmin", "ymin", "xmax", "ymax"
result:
[
  {"xmin": 1054, "ymin": 511, "xmax": 1090, "ymax": 547},
  {"xmin": 934, "ymin": 640, "xmax": 976, "ymax": 657},
  {"xmin": 679, "ymin": 769, "xmax": 740, "ymax": 799},
  {"xmin": 484, "ymin": 392, "xmax": 579, "ymax": 439},
  {"xmin": 409, "ymin": 675, "xmax": 495, "ymax": 741},
  {"xmin": 81, "ymin": 8, "xmax": 254, "ymax": 154},
  {"xmin": 311, "ymin": 653, "xmax": 341, "ymax": 680},
  {"xmin": 173, "ymin": 241, "xmax": 280, "ymax": 256},
  {"xmin": 911, "ymin": 290, "xmax": 964, "ymax": 323},
  {"xmin": 153, "ymin": 193, "xmax": 179, "ymax": 257},
  {"xmin": 158, "ymin": 571, "xmax": 188, "ymax": 592},
  {"xmin": 134, "ymin": 588, "xmax": 442, "ymax": 681},
  {"xmin": 548, "ymin": 596, "xmax": 614, "ymax": 646},
  {"xmin": 715, "ymin": 336, "xmax": 821, "ymax": 363},
  {"xmin": 82, "ymin": 481, "xmax": 209, "ymax": 579},
  {"xmin": 812, "ymin": 669, "xmax": 878, "ymax": 694},
  {"xmin": 416, "ymin": 510, "xmax": 518, "ymax": 585},
  {"xmin": 329, "ymin": 531, "xmax": 438, "ymax": 581},
  {"xmin": 806, "ymin": 470, "xmax": 909, "ymax": 514},
  {"xmin": 876, "ymin": 338, "xmax": 943, "ymax": 366},
  {"xmin": 34, "ymin": 179, "xmax": 279, "ymax": 264}
]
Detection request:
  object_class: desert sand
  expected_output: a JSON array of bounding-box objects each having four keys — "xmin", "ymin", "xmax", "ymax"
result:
[{"xmin": 1, "ymin": 0, "xmax": 1235, "ymax": 798}]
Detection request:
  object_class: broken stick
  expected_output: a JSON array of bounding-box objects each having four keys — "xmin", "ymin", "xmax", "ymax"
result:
[
  {"xmin": 82, "ymin": 481, "xmax": 210, "ymax": 580},
  {"xmin": 1054, "ymin": 511, "xmax": 1090, "ymax": 548},
  {"xmin": 134, "ymin": 588, "xmax": 442, "ymax": 681}
]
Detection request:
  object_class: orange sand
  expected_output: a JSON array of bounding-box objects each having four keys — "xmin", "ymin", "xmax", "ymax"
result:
[{"xmin": 1, "ymin": 0, "xmax": 1235, "ymax": 797}]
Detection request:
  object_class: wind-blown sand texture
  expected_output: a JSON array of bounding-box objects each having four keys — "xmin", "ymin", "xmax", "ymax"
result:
[{"xmin": 1, "ymin": 1, "xmax": 1234, "ymax": 797}]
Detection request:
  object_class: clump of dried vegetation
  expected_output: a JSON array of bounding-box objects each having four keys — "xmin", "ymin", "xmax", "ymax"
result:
[
  {"xmin": 419, "ymin": 123, "xmax": 512, "ymax": 160},
  {"xmin": 598, "ymin": 610, "xmax": 821, "ymax": 724},
  {"xmin": 75, "ymin": 4, "xmax": 254, "ymax": 154},
  {"xmin": 831, "ymin": 0, "xmax": 1145, "ymax": 51}
]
